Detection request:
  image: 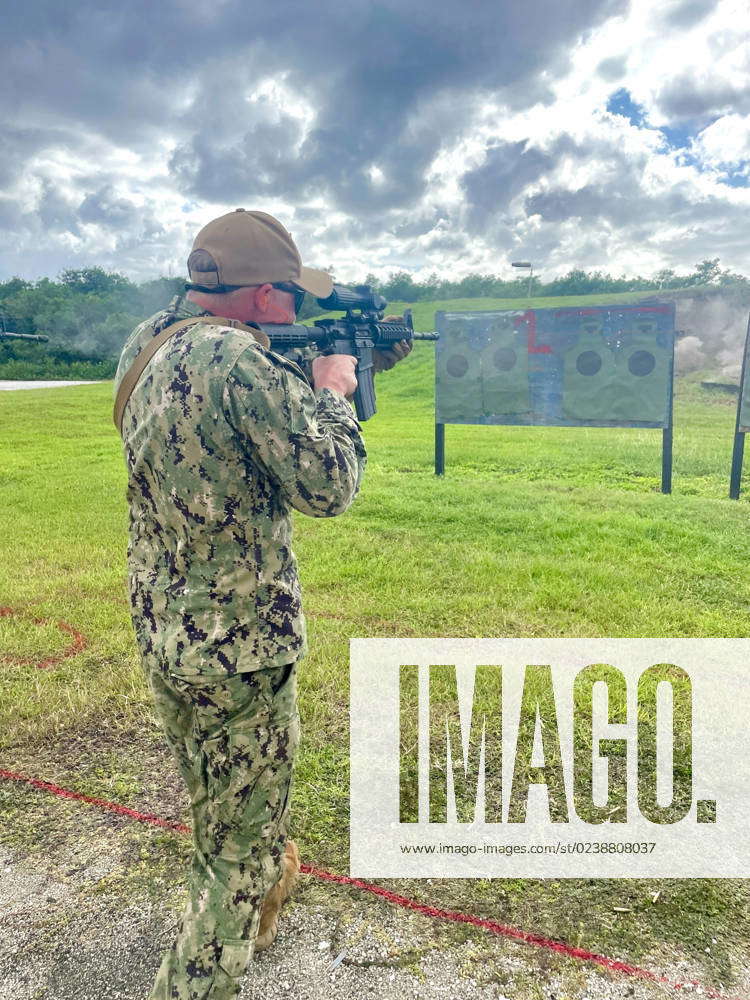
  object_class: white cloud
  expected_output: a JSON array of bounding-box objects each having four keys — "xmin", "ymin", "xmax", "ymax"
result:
[
  {"xmin": 692, "ymin": 113, "xmax": 750, "ymax": 167},
  {"xmin": 1, "ymin": 0, "xmax": 749, "ymax": 285}
]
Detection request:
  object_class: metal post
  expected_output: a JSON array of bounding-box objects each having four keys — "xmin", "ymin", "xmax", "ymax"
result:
[
  {"xmin": 661, "ymin": 333, "xmax": 675, "ymax": 494},
  {"xmin": 512, "ymin": 261, "xmax": 534, "ymax": 299},
  {"xmin": 730, "ymin": 432, "xmax": 745, "ymax": 499},
  {"xmin": 729, "ymin": 317, "xmax": 750, "ymax": 498},
  {"xmin": 661, "ymin": 426, "xmax": 673, "ymax": 494},
  {"xmin": 435, "ymin": 422, "xmax": 445, "ymax": 475}
]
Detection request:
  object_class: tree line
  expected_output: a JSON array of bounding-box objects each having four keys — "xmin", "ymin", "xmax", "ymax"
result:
[
  {"xmin": 363, "ymin": 258, "xmax": 750, "ymax": 303},
  {"xmin": 0, "ymin": 271, "xmax": 186, "ymax": 361},
  {"xmin": 0, "ymin": 259, "xmax": 748, "ymax": 370}
]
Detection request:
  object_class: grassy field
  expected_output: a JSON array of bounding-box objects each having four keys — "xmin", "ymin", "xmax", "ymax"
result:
[{"xmin": 1, "ymin": 293, "xmax": 749, "ymax": 992}]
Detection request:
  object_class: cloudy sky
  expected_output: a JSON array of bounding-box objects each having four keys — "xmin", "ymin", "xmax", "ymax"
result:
[{"xmin": 2, "ymin": 0, "xmax": 749, "ymax": 285}]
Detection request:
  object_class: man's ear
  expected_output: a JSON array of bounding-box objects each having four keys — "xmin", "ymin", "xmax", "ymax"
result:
[{"xmin": 253, "ymin": 283, "xmax": 274, "ymax": 313}]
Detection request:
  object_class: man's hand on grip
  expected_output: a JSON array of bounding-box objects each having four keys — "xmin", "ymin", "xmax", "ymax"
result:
[{"xmin": 312, "ymin": 354, "xmax": 358, "ymax": 399}]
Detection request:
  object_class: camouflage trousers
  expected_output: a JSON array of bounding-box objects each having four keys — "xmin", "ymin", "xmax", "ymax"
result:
[{"xmin": 145, "ymin": 660, "xmax": 300, "ymax": 1000}]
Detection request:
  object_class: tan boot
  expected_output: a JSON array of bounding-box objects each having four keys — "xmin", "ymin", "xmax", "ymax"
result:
[{"xmin": 254, "ymin": 840, "xmax": 300, "ymax": 953}]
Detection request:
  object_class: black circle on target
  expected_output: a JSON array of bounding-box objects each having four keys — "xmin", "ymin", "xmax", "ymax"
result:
[
  {"xmin": 628, "ymin": 350, "xmax": 655, "ymax": 376},
  {"xmin": 493, "ymin": 347, "xmax": 517, "ymax": 371},
  {"xmin": 446, "ymin": 355, "xmax": 469, "ymax": 378},
  {"xmin": 576, "ymin": 350, "xmax": 602, "ymax": 376}
]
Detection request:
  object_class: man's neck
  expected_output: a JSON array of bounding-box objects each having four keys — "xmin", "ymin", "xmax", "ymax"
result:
[
  {"xmin": 185, "ymin": 287, "xmax": 296, "ymax": 325},
  {"xmin": 186, "ymin": 288, "xmax": 256, "ymax": 322}
]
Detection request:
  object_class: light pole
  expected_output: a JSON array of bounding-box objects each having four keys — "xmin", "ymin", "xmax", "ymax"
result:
[{"xmin": 512, "ymin": 261, "xmax": 534, "ymax": 298}]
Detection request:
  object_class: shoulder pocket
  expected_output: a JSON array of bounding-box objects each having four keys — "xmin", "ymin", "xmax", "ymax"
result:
[{"xmin": 265, "ymin": 350, "xmax": 310, "ymax": 386}]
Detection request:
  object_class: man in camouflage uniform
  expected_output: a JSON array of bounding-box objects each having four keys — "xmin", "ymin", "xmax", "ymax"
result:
[{"xmin": 113, "ymin": 209, "xmax": 410, "ymax": 1000}]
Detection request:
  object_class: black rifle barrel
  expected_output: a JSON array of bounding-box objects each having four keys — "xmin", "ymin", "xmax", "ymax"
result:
[{"xmin": 0, "ymin": 332, "xmax": 49, "ymax": 342}]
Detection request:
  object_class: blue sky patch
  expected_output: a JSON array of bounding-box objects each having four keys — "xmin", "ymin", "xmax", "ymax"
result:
[
  {"xmin": 720, "ymin": 165, "xmax": 749, "ymax": 188},
  {"xmin": 659, "ymin": 123, "xmax": 694, "ymax": 150},
  {"xmin": 606, "ymin": 88, "xmax": 648, "ymax": 127}
]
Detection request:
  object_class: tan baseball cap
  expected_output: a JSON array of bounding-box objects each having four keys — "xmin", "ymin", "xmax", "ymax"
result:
[{"xmin": 187, "ymin": 208, "xmax": 333, "ymax": 299}]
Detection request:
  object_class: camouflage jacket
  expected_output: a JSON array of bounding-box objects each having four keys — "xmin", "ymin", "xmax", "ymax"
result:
[{"xmin": 114, "ymin": 295, "xmax": 367, "ymax": 681}]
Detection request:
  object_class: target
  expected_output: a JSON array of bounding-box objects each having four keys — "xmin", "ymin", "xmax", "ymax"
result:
[
  {"xmin": 562, "ymin": 320, "xmax": 671, "ymax": 423},
  {"xmin": 479, "ymin": 315, "xmax": 530, "ymax": 417},
  {"xmin": 435, "ymin": 321, "xmax": 483, "ymax": 422},
  {"xmin": 435, "ymin": 303, "xmax": 676, "ymax": 491}
]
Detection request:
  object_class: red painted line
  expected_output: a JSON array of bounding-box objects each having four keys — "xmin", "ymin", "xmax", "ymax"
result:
[
  {"xmin": 515, "ymin": 310, "xmax": 552, "ymax": 354},
  {"xmin": 0, "ymin": 768, "xmax": 189, "ymax": 835},
  {"xmin": 0, "ymin": 606, "xmax": 87, "ymax": 669},
  {"xmin": 0, "ymin": 767, "xmax": 745, "ymax": 1000}
]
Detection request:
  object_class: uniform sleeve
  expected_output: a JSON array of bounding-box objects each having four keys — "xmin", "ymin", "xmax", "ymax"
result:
[{"xmin": 222, "ymin": 344, "xmax": 367, "ymax": 517}]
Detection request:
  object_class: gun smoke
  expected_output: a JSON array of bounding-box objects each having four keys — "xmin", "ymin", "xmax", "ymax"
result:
[{"xmin": 672, "ymin": 291, "xmax": 750, "ymax": 378}]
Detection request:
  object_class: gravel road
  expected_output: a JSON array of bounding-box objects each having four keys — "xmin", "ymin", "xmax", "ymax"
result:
[{"xmin": 2, "ymin": 843, "xmax": 734, "ymax": 1000}]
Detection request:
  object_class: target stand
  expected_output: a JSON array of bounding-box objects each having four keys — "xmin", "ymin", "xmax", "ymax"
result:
[{"xmin": 729, "ymin": 313, "xmax": 750, "ymax": 498}]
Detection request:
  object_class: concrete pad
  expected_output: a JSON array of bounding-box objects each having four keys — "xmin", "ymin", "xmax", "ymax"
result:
[{"xmin": 0, "ymin": 380, "xmax": 103, "ymax": 391}]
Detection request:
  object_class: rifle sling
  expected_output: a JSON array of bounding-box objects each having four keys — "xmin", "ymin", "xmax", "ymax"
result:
[{"xmin": 113, "ymin": 315, "xmax": 269, "ymax": 436}]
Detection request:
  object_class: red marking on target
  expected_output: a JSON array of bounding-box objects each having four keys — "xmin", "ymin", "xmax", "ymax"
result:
[
  {"xmin": 0, "ymin": 606, "xmax": 87, "ymax": 669},
  {"xmin": 515, "ymin": 310, "xmax": 552, "ymax": 354},
  {"xmin": 0, "ymin": 768, "xmax": 746, "ymax": 1000}
]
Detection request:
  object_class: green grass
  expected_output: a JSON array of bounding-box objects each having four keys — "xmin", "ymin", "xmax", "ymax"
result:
[{"xmin": 0, "ymin": 295, "xmax": 748, "ymax": 989}]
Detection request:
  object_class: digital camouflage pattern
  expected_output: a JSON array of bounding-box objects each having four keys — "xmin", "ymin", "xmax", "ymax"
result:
[
  {"xmin": 147, "ymin": 660, "xmax": 299, "ymax": 1000},
  {"xmin": 114, "ymin": 295, "xmax": 366, "ymax": 998},
  {"xmin": 279, "ymin": 344, "xmax": 317, "ymax": 385},
  {"xmin": 114, "ymin": 294, "xmax": 367, "ymax": 681}
]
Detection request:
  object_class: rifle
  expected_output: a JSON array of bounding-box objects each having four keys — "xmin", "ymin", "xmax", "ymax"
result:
[
  {"xmin": 257, "ymin": 284, "xmax": 438, "ymax": 421},
  {"xmin": 0, "ymin": 316, "xmax": 49, "ymax": 343},
  {"xmin": 0, "ymin": 332, "xmax": 49, "ymax": 343}
]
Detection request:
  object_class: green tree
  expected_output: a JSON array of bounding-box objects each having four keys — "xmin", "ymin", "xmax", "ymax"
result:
[
  {"xmin": 382, "ymin": 270, "xmax": 419, "ymax": 302},
  {"xmin": 654, "ymin": 268, "xmax": 677, "ymax": 289},
  {"xmin": 686, "ymin": 258, "xmax": 726, "ymax": 286},
  {"xmin": 59, "ymin": 266, "xmax": 135, "ymax": 296}
]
